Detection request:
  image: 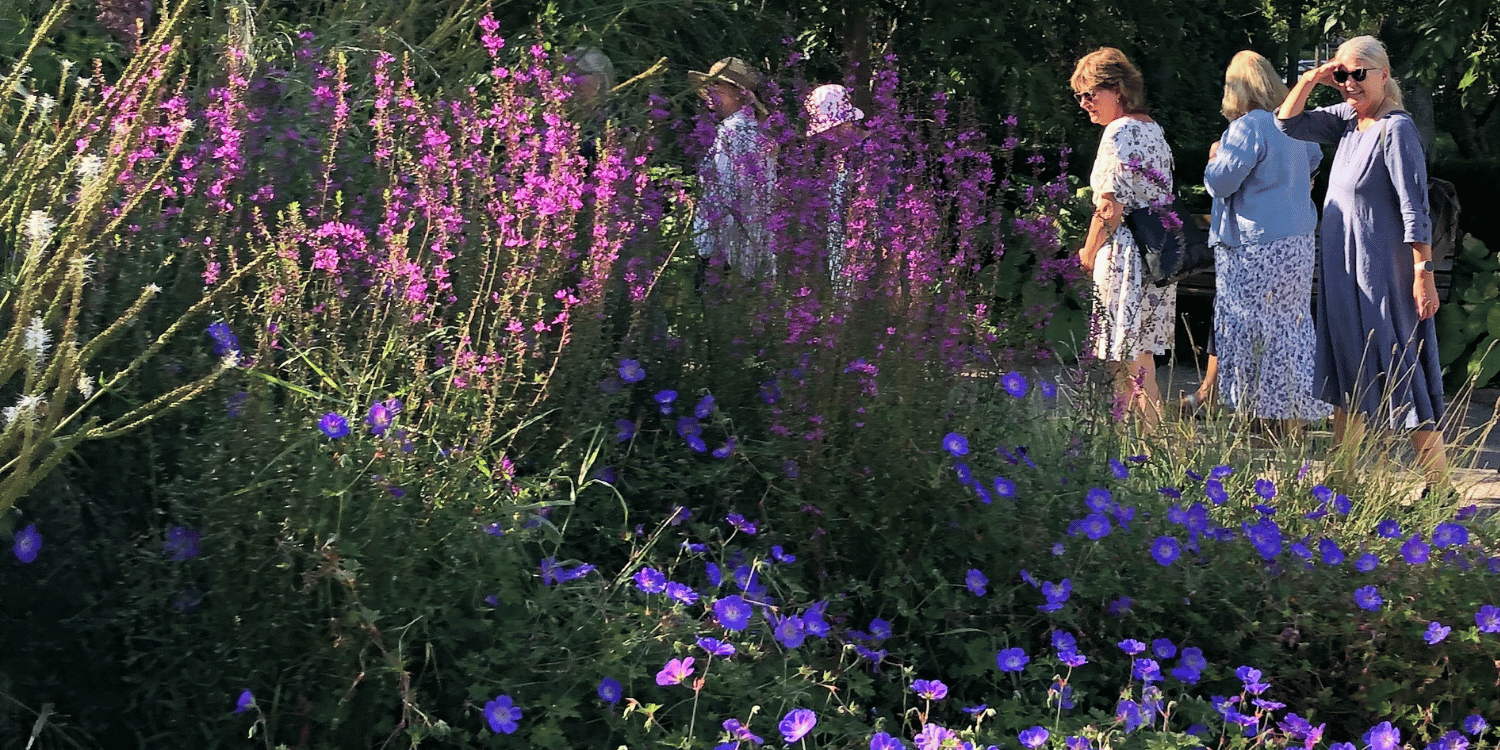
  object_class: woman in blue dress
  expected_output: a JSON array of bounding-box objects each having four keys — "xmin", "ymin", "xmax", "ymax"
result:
[{"xmin": 1277, "ymin": 35, "xmax": 1448, "ymax": 491}]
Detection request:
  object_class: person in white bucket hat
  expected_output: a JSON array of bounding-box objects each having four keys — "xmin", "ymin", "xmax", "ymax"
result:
[
  {"xmin": 803, "ymin": 84, "xmax": 866, "ymax": 286},
  {"xmin": 804, "ymin": 84, "xmax": 864, "ymax": 137}
]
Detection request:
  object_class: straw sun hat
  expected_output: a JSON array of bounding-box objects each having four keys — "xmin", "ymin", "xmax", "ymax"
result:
[{"xmin": 688, "ymin": 57, "xmax": 768, "ymax": 115}]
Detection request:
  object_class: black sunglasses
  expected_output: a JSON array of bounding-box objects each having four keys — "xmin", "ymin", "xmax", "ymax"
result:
[
  {"xmin": 1073, "ymin": 85, "xmax": 1115, "ymax": 104},
  {"xmin": 1332, "ymin": 67, "xmax": 1377, "ymax": 83}
]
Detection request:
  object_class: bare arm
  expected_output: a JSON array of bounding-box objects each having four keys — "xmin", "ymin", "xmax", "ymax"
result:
[
  {"xmin": 1079, "ymin": 192, "xmax": 1123, "ymax": 272},
  {"xmin": 1278, "ymin": 61, "xmax": 1340, "ymax": 120}
]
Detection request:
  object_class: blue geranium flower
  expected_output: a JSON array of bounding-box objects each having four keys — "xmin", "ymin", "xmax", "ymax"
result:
[
  {"xmin": 1376, "ymin": 519, "xmax": 1402, "ymax": 538},
  {"xmin": 912, "ymin": 679, "xmax": 949, "ymax": 701},
  {"xmin": 1478, "ymin": 605, "xmax": 1500, "ymax": 633},
  {"xmin": 714, "ymin": 595, "xmax": 752, "ymax": 631},
  {"xmin": 1019, "ymin": 727, "xmax": 1050, "ymax": 748},
  {"xmin": 965, "ymin": 568, "xmax": 988, "ymax": 596},
  {"xmin": 1002, "ymin": 371, "xmax": 1028, "ymax": 398},
  {"xmin": 1433, "ymin": 522, "xmax": 1469, "ymax": 548},
  {"xmin": 996, "ymin": 647, "xmax": 1029, "ymax": 672},
  {"xmin": 698, "ymin": 637, "xmax": 736, "ymax": 657},
  {"xmin": 633, "ymin": 567, "xmax": 666, "ymax": 593},
  {"xmin": 1151, "ymin": 638, "xmax": 1176, "ymax": 660},
  {"xmin": 1354, "ymin": 585, "xmax": 1383, "ymax": 611},
  {"xmin": 617, "ymin": 359, "xmax": 646, "ymax": 383},
  {"xmin": 1117, "ymin": 639, "xmax": 1146, "ymax": 655},
  {"xmin": 1364, "ymin": 722, "xmax": 1401, "ymax": 750},
  {"xmin": 1254, "ymin": 479, "xmax": 1276, "ymax": 499},
  {"xmin": 1402, "ymin": 535, "xmax": 1432, "ymax": 565},
  {"xmin": 1355, "ymin": 552, "xmax": 1380, "ymax": 572},
  {"xmin": 694, "ymin": 394, "xmax": 715, "ymax": 418},
  {"xmin": 1319, "ymin": 538, "xmax": 1345, "ymax": 566},
  {"xmin": 318, "ymin": 412, "xmax": 350, "ymax": 438},
  {"xmin": 1109, "ymin": 458, "xmax": 1129, "ymax": 479},
  {"xmin": 597, "ymin": 676, "xmax": 622, "ymax": 703},
  {"xmin": 993, "ymin": 476, "xmax": 1016, "ymax": 498},
  {"xmin": 164, "ymin": 526, "xmax": 201, "ymax": 561},
  {"xmin": 653, "ymin": 389, "xmax": 677, "ymax": 414},
  {"xmin": 1464, "ymin": 716, "xmax": 1488, "ymax": 736},
  {"xmin": 206, "ymin": 321, "xmax": 240, "ymax": 357},
  {"xmin": 234, "ymin": 689, "xmax": 254, "ymax": 714},
  {"xmin": 1425, "ymin": 621, "xmax": 1451, "ymax": 645},
  {"xmin": 484, "ymin": 694, "xmax": 522, "ymax": 734},
  {"xmin": 942, "ymin": 432, "xmax": 969, "ymax": 457},
  {"xmin": 12, "ymin": 524, "xmax": 41, "ymax": 564},
  {"xmin": 1150, "ymin": 536, "xmax": 1180, "ymax": 566}
]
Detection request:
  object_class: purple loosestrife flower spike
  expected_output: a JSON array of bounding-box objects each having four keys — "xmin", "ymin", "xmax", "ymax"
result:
[
  {"xmin": 484, "ymin": 695, "xmax": 522, "ymax": 734},
  {"xmin": 12, "ymin": 524, "xmax": 40, "ymax": 563},
  {"xmin": 318, "ymin": 413, "xmax": 350, "ymax": 438},
  {"xmin": 778, "ymin": 708, "xmax": 816, "ymax": 743}
]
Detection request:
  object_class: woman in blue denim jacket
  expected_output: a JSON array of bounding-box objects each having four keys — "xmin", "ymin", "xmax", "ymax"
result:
[{"xmin": 1203, "ymin": 50, "xmax": 1331, "ymax": 433}]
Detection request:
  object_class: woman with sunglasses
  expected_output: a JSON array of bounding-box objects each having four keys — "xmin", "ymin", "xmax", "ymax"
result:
[
  {"xmin": 1203, "ymin": 50, "xmax": 1330, "ymax": 434},
  {"xmin": 1072, "ymin": 47, "xmax": 1176, "ymax": 430},
  {"xmin": 1277, "ymin": 36, "xmax": 1448, "ymax": 493}
]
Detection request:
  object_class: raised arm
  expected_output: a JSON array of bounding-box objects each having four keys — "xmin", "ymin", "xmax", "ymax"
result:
[{"xmin": 1277, "ymin": 62, "xmax": 1350, "ymax": 144}]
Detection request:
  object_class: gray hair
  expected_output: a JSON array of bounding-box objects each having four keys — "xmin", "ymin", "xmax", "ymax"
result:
[{"xmin": 1337, "ymin": 35, "xmax": 1403, "ymax": 109}]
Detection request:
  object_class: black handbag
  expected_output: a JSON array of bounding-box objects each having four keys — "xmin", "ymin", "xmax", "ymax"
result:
[{"xmin": 1124, "ymin": 194, "xmax": 1213, "ymax": 287}]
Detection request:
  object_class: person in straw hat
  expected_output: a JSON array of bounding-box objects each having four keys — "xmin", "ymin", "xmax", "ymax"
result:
[{"xmin": 689, "ymin": 57, "xmax": 776, "ymax": 280}]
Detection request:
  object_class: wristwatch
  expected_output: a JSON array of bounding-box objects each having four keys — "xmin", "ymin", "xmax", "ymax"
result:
[{"xmin": 1415, "ymin": 260, "xmax": 1434, "ymax": 273}]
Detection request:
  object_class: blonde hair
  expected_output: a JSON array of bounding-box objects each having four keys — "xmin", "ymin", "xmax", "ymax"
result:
[
  {"xmin": 1336, "ymin": 35, "xmax": 1404, "ymax": 109},
  {"xmin": 1221, "ymin": 50, "xmax": 1289, "ymax": 120},
  {"xmin": 1071, "ymin": 47, "xmax": 1148, "ymax": 114}
]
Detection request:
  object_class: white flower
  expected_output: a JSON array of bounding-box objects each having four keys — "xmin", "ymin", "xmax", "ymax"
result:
[
  {"xmin": 76, "ymin": 153, "xmax": 105, "ymax": 182},
  {"xmin": 37, "ymin": 94, "xmax": 55, "ymax": 113},
  {"xmin": 22, "ymin": 316, "xmax": 50, "ymax": 363},
  {"xmin": 77, "ymin": 373, "xmax": 95, "ymax": 399},
  {"xmin": 75, "ymin": 77, "xmax": 91, "ymax": 89},
  {"xmin": 22, "ymin": 210, "xmax": 56, "ymax": 255},
  {"xmin": 220, "ymin": 351, "xmax": 242, "ymax": 369},
  {"xmin": 145, "ymin": 283, "xmax": 162, "ymax": 294},
  {"xmin": 60, "ymin": 59, "xmax": 74, "ymax": 73},
  {"xmin": 178, "ymin": 119, "xmax": 195, "ymax": 133},
  {"xmin": 5, "ymin": 395, "xmax": 45, "ymax": 429}
]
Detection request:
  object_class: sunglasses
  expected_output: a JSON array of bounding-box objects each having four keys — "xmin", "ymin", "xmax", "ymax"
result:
[
  {"xmin": 1332, "ymin": 67, "xmax": 1377, "ymax": 83},
  {"xmin": 1073, "ymin": 86, "xmax": 1114, "ymax": 105}
]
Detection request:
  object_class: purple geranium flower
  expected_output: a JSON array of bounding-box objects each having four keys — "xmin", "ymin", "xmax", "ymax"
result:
[
  {"xmin": 1425, "ymin": 621, "xmax": 1451, "ymax": 645},
  {"xmin": 714, "ymin": 595, "xmax": 752, "ymax": 631},
  {"xmin": 1477, "ymin": 604, "xmax": 1500, "ymax": 633},
  {"xmin": 698, "ymin": 637, "xmax": 736, "ymax": 657},
  {"xmin": 234, "ymin": 689, "xmax": 254, "ymax": 714},
  {"xmin": 942, "ymin": 432, "xmax": 969, "ymax": 456},
  {"xmin": 1019, "ymin": 726, "xmax": 1050, "ymax": 748},
  {"xmin": 1150, "ymin": 536, "xmax": 1180, "ymax": 566},
  {"xmin": 1002, "ymin": 371, "xmax": 1028, "ymax": 398},
  {"xmin": 912, "ymin": 679, "xmax": 949, "ymax": 701}
]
